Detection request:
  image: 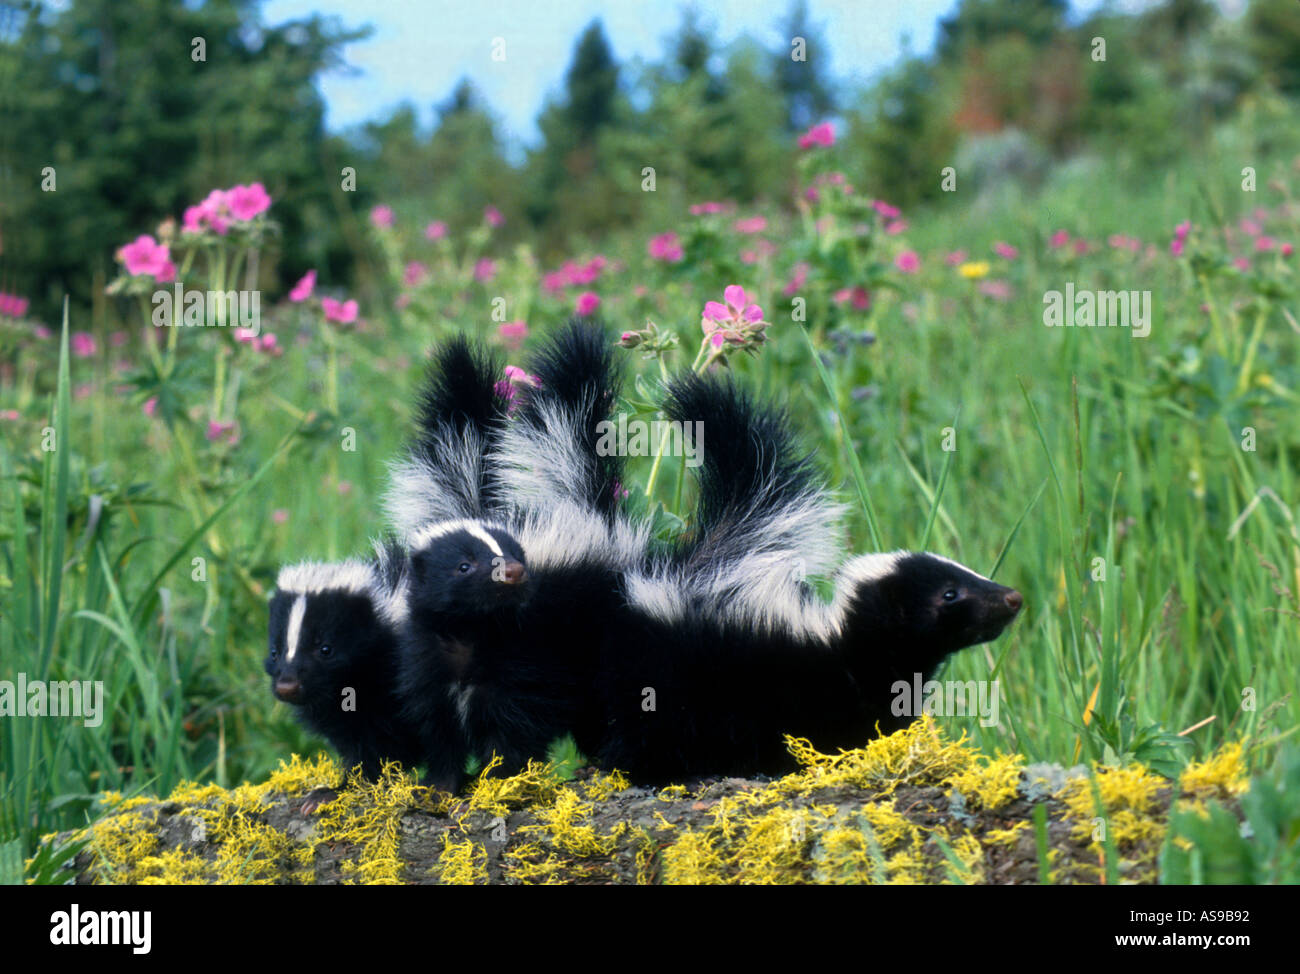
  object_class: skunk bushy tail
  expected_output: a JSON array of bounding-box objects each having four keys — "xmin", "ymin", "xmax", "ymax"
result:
[
  {"xmin": 494, "ymin": 319, "xmax": 624, "ymax": 520},
  {"xmin": 492, "ymin": 320, "xmax": 649, "ymax": 572},
  {"xmin": 385, "ymin": 336, "xmax": 510, "ymax": 541},
  {"xmin": 626, "ymin": 372, "xmax": 845, "ymax": 635}
]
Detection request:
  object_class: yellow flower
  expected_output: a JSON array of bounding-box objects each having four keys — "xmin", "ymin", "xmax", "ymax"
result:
[{"xmin": 959, "ymin": 261, "xmax": 990, "ymax": 280}]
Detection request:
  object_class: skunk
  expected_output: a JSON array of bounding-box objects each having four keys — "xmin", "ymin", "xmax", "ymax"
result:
[
  {"xmin": 263, "ymin": 542, "xmax": 423, "ymax": 783},
  {"xmin": 266, "ymin": 336, "xmax": 511, "ymax": 791},
  {"xmin": 592, "ymin": 549, "xmax": 1022, "ymax": 781},
  {"xmin": 398, "ymin": 322, "xmax": 640, "ymax": 789},
  {"xmin": 399, "ymin": 517, "xmax": 618, "ymax": 790}
]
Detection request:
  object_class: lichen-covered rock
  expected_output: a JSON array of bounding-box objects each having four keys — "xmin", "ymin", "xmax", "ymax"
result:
[{"xmin": 41, "ymin": 719, "xmax": 1249, "ymax": 885}]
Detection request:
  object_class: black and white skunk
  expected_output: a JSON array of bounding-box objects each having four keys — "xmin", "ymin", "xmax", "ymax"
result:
[
  {"xmin": 592, "ymin": 549, "xmax": 1022, "ymax": 781},
  {"xmin": 263, "ymin": 541, "xmax": 422, "ymax": 783},
  {"xmin": 396, "ymin": 322, "xmax": 638, "ymax": 789}
]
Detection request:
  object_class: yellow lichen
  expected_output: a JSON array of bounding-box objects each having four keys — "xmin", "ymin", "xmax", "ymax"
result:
[
  {"xmin": 984, "ymin": 821, "xmax": 1030, "ymax": 846},
  {"xmin": 948, "ymin": 751, "xmax": 1025, "ymax": 811},
  {"xmin": 436, "ymin": 835, "xmax": 488, "ymax": 885},
  {"xmin": 1180, "ymin": 742, "xmax": 1248, "ymax": 800}
]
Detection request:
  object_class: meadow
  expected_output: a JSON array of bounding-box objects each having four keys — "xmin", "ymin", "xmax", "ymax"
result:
[{"xmin": 3, "ymin": 112, "xmax": 1299, "ymax": 883}]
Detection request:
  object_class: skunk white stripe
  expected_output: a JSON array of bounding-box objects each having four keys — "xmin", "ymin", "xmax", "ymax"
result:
[
  {"xmin": 277, "ymin": 559, "xmax": 375, "ymax": 596},
  {"xmin": 928, "ymin": 552, "xmax": 993, "ymax": 582},
  {"xmin": 284, "ymin": 595, "xmax": 307, "ymax": 662},
  {"xmin": 410, "ymin": 518, "xmax": 507, "ymax": 555}
]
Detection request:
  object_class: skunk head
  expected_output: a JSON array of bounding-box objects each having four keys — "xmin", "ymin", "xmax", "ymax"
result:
[
  {"xmin": 407, "ymin": 519, "xmax": 529, "ymax": 618},
  {"xmin": 265, "ymin": 557, "xmax": 405, "ymax": 708},
  {"xmin": 845, "ymin": 551, "xmax": 1022, "ymax": 658}
]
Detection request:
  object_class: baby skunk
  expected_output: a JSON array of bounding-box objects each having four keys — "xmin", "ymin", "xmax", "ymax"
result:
[
  {"xmin": 399, "ymin": 517, "xmax": 615, "ymax": 790},
  {"xmin": 601, "ymin": 372, "xmax": 1022, "ymax": 779},
  {"xmin": 264, "ymin": 542, "xmax": 423, "ymax": 784},
  {"xmin": 266, "ymin": 336, "xmax": 513, "ymax": 793},
  {"xmin": 593, "ymin": 549, "xmax": 1022, "ymax": 782},
  {"xmin": 399, "ymin": 322, "xmax": 636, "ymax": 790}
]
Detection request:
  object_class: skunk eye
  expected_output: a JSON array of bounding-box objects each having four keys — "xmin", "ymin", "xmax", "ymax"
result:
[
  {"xmin": 458, "ymin": 562, "xmax": 472, "ymax": 574},
  {"xmin": 318, "ymin": 644, "xmax": 332, "ymax": 657},
  {"xmin": 942, "ymin": 589, "xmax": 960, "ymax": 602}
]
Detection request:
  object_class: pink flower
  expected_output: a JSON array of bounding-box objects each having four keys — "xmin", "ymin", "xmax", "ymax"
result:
[
  {"xmin": 474, "ymin": 259, "xmax": 496, "ymax": 283},
  {"xmin": 833, "ymin": 287, "xmax": 871, "ymax": 311},
  {"xmin": 494, "ymin": 365, "xmax": 540, "ymax": 408},
  {"xmin": 797, "ymin": 122, "xmax": 835, "ymax": 149},
  {"xmin": 885, "ymin": 220, "xmax": 908, "ymax": 235},
  {"xmin": 404, "ymin": 261, "xmax": 428, "ymax": 287},
  {"xmin": 259, "ymin": 334, "xmax": 278, "ymax": 352},
  {"xmin": 648, "ymin": 232, "xmax": 683, "ymax": 262},
  {"xmin": 0, "ymin": 293, "xmax": 30, "ymax": 317},
  {"xmin": 895, "ymin": 250, "xmax": 920, "ymax": 274},
  {"xmin": 321, "ymin": 297, "xmax": 359, "ymax": 324},
  {"xmin": 945, "ymin": 250, "xmax": 968, "ymax": 266},
  {"xmin": 1174, "ymin": 220, "xmax": 1192, "ymax": 240},
  {"xmin": 1, "ymin": 409, "xmax": 21, "ymax": 421},
  {"xmin": 575, "ymin": 291, "xmax": 600, "ymax": 316},
  {"xmin": 484, "ymin": 206, "xmax": 504, "ymax": 228},
  {"xmin": 425, "ymin": 220, "xmax": 448, "ymax": 240},
  {"xmin": 1255, "ymin": 236, "xmax": 1276, "ymax": 252},
  {"xmin": 702, "ymin": 286, "xmax": 767, "ymax": 349},
  {"xmin": 1240, "ymin": 218, "xmax": 1262, "ymax": 237},
  {"xmin": 71, "ymin": 332, "xmax": 98, "ymax": 358},
  {"xmin": 1282, "ymin": 243, "xmax": 1295, "ymax": 257},
  {"xmin": 978, "ymin": 279, "xmax": 1012, "ymax": 300},
  {"xmin": 993, "ymin": 242, "xmax": 1019, "ymax": 260},
  {"xmin": 1049, "ymin": 230, "xmax": 1071, "ymax": 249},
  {"xmin": 734, "ymin": 216, "xmax": 767, "ymax": 235},
  {"xmin": 206, "ymin": 420, "xmax": 235, "ymax": 442},
  {"xmin": 272, "ymin": 509, "xmax": 289, "ymax": 524},
  {"xmin": 234, "ymin": 328, "xmax": 257, "ymax": 344},
  {"xmin": 117, "ymin": 235, "xmax": 176, "ymax": 281},
  {"xmin": 1170, "ymin": 238, "xmax": 1186, "ymax": 257},
  {"xmin": 227, "ymin": 183, "xmax": 271, "ymax": 221},
  {"xmin": 498, "ymin": 320, "xmax": 528, "ymax": 351},
  {"xmin": 783, "ymin": 262, "xmax": 809, "ymax": 297},
  {"xmin": 872, "ymin": 200, "xmax": 901, "ymax": 220},
  {"xmin": 689, "ymin": 201, "xmax": 728, "ymax": 216},
  {"xmin": 1234, "ymin": 257, "xmax": 1250, "ymax": 271},
  {"xmin": 370, "ymin": 205, "xmax": 394, "ymax": 229},
  {"xmin": 289, "ymin": 270, "xmax": 316, "ymax": 302}
]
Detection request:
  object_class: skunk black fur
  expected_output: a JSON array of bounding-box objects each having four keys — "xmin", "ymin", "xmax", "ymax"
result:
[{"xmin": 263, "ymin": 542, "xmax": 422, "ymax": 781}]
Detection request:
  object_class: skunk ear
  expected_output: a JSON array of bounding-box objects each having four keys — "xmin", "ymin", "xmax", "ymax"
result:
[{"xmin": 409, "ymin": 548, "xmax": 432, "ymax": 586}]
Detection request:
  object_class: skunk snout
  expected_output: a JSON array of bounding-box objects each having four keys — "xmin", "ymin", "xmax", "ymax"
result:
[
  {"xmin": 274, "ymin": 677, "xmax": 303, "ymax": 703},
  {"xmin": 1004, "ymin": 589, "xmax": 1023, "ymax": 613},
  {"xmin": 497, "ymin": 560, "xmax": 527, "ymax": 586}
]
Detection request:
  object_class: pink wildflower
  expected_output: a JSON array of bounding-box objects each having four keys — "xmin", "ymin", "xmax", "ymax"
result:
[
  {"xmin": 288, "ymin": 270, "xmax": 316, "ymax": 302},
  {"xmin": 321, "ymin": 297, "xmax": 359, "ymax": 324},
  {"xmin": 227, "ymin": 183, "xmax": 271, "ymax": 221}
]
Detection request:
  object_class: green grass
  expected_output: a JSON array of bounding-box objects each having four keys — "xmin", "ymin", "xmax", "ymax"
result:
[{"xmin": 2, "ymin": 112, "xmax": 1299, "ymax": 881}]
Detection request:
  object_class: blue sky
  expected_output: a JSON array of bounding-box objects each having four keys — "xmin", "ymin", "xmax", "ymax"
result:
[{"xmin": 260, "ymin": 0, "xmax": 1126, "ymax": 147}]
